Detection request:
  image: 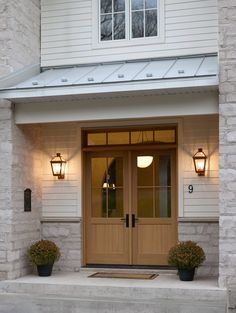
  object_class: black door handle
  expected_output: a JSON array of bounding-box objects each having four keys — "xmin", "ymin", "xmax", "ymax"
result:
[
  {"xmin": 132, "ymin": 214, "xmax": 138, "ymax": 227},
  {"xmin": 121, "ymin": 214, "xmax": 129, "ymax": 228}
]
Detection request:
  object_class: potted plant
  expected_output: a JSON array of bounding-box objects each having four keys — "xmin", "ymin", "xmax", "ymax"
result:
[
  {"xmin": 168, "ymin": 240, "xmax": 205, "ymax": 281},
  {"xmin": 29, "ymin": 240, "xmax": 60, "ymax": 277}
]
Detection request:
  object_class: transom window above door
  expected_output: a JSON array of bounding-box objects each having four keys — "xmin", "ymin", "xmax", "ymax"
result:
[
  {"xmin": 84, "ymin": 127, "xmax": 176, "ymax": 147},
  {"xmin": 99, "ymin": 0, "xmax": 160, "ymax": 42}
]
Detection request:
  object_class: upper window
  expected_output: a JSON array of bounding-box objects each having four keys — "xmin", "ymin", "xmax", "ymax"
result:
[
  {"xmin": 131, "ymin": 0, "xmax": 158, "ymax": 38},
  {"xmin": 100, "ymin": 0, "xmax": 126, "ymax": 41},
  {"xmin": 99, "ymin": 0, "xmax": 159, "ymax": 42}
]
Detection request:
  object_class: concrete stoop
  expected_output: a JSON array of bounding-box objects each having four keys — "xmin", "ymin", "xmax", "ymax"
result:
[{"xmin": 0, "ymin": 272, "xmax": 227, "ymax": 313}]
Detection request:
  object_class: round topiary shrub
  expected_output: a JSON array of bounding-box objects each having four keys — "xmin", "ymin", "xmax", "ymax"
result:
[
  {"xmin": 29, "ymin": 240, "xmax": 60, "ymax": 266},
  {"xmin": 168, "ymin": 240, "xmax": 205, "ymax": 270}
]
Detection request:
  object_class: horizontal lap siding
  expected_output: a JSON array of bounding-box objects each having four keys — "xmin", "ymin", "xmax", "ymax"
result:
[
  {"xmin": 42, "ymin": 123, "xmax": 81, "ymax": 218},
  {"xmin": 41, "ymin": 115, "xmax": 219, "ymax": 219},
  {"xmin": 181, "ymin": 115, "xmax": 219, "ymax": 218},
  {"xmin": 41, "ymin": 0, "xmax": 218, "ymax": 67}
]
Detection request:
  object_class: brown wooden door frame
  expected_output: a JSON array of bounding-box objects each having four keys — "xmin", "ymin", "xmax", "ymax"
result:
[{"xmin": 82, "ymin": 147, "xmax": 177, "ymax": 266}]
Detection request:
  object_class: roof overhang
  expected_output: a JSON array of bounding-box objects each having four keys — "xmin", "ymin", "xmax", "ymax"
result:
[{"xmin": 0, "ymin": 55, "xmax": 218, "ymax": 103}]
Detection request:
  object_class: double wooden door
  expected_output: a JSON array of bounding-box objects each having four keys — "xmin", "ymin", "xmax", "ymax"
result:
[{"xmin": 85, "ymin": 149, "xmax": 177, "ymax": 266}]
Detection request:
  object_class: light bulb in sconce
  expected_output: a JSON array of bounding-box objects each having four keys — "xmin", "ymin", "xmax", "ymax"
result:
[
  {"xmin": 50, "ymin": 153, "xmax": 66, "ymax": 179},
  {"xmin": 193, "ymin": 148, "xmax": 207, "ymax": 176}
]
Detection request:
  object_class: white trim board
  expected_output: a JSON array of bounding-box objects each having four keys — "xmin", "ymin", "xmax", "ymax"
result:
[{"xmin": 14, "ymin": 91, "xmax": 219, "ymax": 124}]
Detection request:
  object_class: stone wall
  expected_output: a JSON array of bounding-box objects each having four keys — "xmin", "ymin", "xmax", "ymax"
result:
[
  {"xmin": 178, "ymin": 221, "xmax": 219, "ymax": 277},
  {"xmin": 218, "ymin": 0, "xmax": 236, "ymax": 288},
  {"xmin": 0, "ymin": 0, "xmax": 40, "ymax": 77},
  {"xmin": 0, "ymin": 99, "xmax": 42, "ymax": 279},
  {"xmin": 41, "ymin": 222, "xmax": 81, "ymax": 272}
]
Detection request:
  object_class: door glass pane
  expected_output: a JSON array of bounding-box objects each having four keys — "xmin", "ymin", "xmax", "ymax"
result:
[
  {"xmin": 137, "ymin": 160, "xmax": 153, "ymax": 186},
  {"xmin": 92, "ymin": 158, "xmax": 107, "ymax": 187},
  {"xmin": 91, "ymin": 157, "xmax": 123, "ymax": 218},
  {"xmin": 137, "ymin": 188, "xmax": 153, "ymax": 217},
  {"xmin": 155, "ymin": 155, "xmax": 171, "ymax": 186},
  {"xmin": 137, "ymin": 154, "xmax": 172, "ymax": 218},
  {"xmin": 114, "ymin": 13, "xmax": 126, "ymax": 40},
  {"xmin": 155, "ymin": 187, "xmax": 171, "ymax": 217},
  {"xmin": 145, "ymin": 10, "xmax": 157, "ymax": 37},
  {"xmin": 108, "ymin": 188, "xmax": 123, "ymax": 217},
  {"xmin": 155, "ymin": 155, "xmax": 171, "ymax": 217},
  {"xmin": 108, "ymin": 157, "xmax": 123, "ymax": 187}
]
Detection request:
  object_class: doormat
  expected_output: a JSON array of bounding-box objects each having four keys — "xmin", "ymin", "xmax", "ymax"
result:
[{"xmin": 88, "ymin": 272, "xmax": 158, "ymax": 280}]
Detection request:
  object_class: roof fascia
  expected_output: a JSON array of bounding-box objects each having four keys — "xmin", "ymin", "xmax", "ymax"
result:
[{"xmin": 0, "ymin": 76, "xmax": 219, "ymax": 102}]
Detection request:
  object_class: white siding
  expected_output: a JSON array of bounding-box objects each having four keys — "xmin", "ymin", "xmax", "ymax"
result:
[
  {"xmin": 181, "ymin": 115, "xmax": 219, "ymax": 218},
  {"xmin": 41, "ymin": 115, "xmax": 219, "ymax": 219},
  {"xmin": 41, "ymin": 0, "xmax": 218, "ymax": 67},
  {"xmin": 42, "ymin": 123, "xmax": 81, "ymax": 218}
]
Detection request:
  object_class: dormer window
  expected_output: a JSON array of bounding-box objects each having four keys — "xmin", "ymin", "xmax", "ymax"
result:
[{"xmin": 99, "ymin": 0, "xmax": 160, "ymax": 42}]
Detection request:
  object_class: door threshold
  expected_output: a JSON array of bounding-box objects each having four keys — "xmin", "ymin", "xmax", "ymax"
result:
[{"xmin": 82, "ymin": 264, "xmax": 176, "ymax": 272}]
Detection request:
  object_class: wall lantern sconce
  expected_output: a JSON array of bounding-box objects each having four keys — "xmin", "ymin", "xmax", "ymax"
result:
[
  {"xmin": 193, "ymin": 148, "xmax": 207, "ymax": 176},
  {"xmin": 50, "ymin": 153, "xmax": 66, "ymax": 179}
]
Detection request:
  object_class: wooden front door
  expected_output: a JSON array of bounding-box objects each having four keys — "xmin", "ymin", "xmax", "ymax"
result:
[{"xmin": 85, "ymin": 149, "xmax": 177, "ymax": 266}]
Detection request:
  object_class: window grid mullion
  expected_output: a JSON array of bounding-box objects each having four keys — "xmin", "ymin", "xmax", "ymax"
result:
[
  {"xmin": 112, "ymin": 0, "xmax": 114, "ymax": 40},
  {"xmin": 143, "ymin": 0, "xmax": 145, "ymax": 38}
]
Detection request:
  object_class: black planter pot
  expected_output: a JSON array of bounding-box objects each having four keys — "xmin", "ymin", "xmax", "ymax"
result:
[
  {"xmin": 178, "ymin": 268, "xmax": 195, "ymax": 281},
  {"xmin": 37, "ymin": 264, "xmax": 54, "ymax": 277}
]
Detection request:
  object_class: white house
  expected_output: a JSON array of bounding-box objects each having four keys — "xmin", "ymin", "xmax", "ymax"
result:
[{"xmin": 0, "ymin": 0, "xmax": 235, "ymax": 312}]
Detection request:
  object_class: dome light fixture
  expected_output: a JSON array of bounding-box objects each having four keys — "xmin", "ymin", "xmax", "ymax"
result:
[{"xmin": 137, "ymin": 156, "xmax": 153, "ymax": 168}]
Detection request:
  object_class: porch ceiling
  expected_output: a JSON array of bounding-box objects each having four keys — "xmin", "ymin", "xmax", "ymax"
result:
[{"xmin": 0, "ymin": 55, "xmax": 218, "ymax": 103}]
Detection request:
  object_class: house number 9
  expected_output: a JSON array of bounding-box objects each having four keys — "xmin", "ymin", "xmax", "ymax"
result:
[{"xmin": 188, "ymin": 185, "xmax": 193, "ymax": 194}]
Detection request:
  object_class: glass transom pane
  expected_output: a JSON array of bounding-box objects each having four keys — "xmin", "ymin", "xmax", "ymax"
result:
[
  {"xmin": 88, "ymin": 133, "xmax": 106, "ymax": 146},
  {"xmin": 108, "ymin": 132, "xmax": 129, "ymax": 145},
  {"xmin": 154, "ymin": 130, "xmax": 176, "ymax": 143}
]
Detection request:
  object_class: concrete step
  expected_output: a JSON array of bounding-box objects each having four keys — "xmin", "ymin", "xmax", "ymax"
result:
[{"xmin": 0, "ymin": 271, "xmax": 227, "ymax": 313}]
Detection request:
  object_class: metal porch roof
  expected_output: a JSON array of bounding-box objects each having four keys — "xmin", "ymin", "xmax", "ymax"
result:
[{"xmin": 0, "ymin": 55, "xmax": 218, "ymax": 102}]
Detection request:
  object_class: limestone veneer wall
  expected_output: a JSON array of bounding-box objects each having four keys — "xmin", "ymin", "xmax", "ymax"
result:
[
  {"xmin": 218, "ymin": 0, "xmax": 236, "ymax": 288},
  {"xmin": 0, "ymin": 99, "xmax": 42, "ymax": 279},
  {"xmin": 41, "ymin": 222, "xmax": 81, "ymax": 272},
  {"xmin": 0, "ymin": 0, "xmax": 40, "ymax": 77},
  {"xmin": 178, "ymin": 222, "xmax": 219, "ymax": 277}
]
